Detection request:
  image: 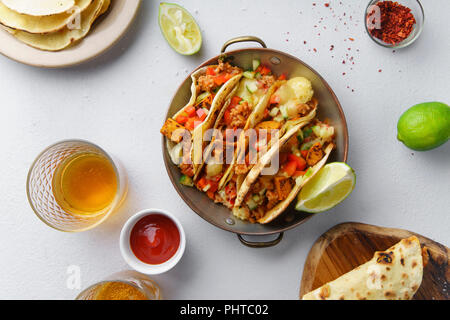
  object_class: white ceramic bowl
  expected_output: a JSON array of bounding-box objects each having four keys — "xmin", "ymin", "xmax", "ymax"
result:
[{"xmin": 120, "ymin": 208, "xmax": 186, "ymax": 275}]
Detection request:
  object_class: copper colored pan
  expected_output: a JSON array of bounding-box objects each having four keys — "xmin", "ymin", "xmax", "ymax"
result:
[{"xmin": 162, "ymin": 36, "xmax": 349, "ymax": 247}]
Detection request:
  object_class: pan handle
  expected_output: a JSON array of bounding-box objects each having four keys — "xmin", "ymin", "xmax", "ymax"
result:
[
  {"xmin": 221, "ymin": 36, "xmax": 267, "ymax": 53},
  {"xmin": 237, "ymin": 233, "xmax": 284, "ymax": 248}
]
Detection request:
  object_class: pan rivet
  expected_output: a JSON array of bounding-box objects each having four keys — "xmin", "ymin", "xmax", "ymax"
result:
[
  {"xmin": 270, "ymin": 57, "xmax": 281, "ymax": 65},
  {"xmin": 225, "ymin": 218, "xmax": 235, "ymax": 225}
]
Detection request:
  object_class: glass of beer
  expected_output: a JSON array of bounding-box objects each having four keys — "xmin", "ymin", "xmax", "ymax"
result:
[
  {"xmin": 76, "ymin": 270, "xmax": 162, "ymax": 300},
  {"xmin": 27, "ymin": 140, "xmax": 128, "ymax": 232}
]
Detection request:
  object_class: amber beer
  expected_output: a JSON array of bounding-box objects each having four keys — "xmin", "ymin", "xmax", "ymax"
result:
[{"xmin": 52, "ymin": 152, "xmax": 118, "ymax": 216}]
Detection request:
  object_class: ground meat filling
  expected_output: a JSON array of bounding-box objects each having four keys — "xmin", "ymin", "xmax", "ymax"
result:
[
  {"xmin": 243, "ymin": 175, "xmax": 294, "ymax": 222},
  {"xmin": 260, "ymin": 74, "xmax": 275, "ymax": 89},
  {"xmin": 229, "ymin": 101, "xmax": 251, "ymax": 128},
  {"xmin": 197, "ymin": 61, "xmax": 241, "ymax": 93},
  {"xmin": 197, "ymin": 76, "xmax": 216, "ymax": 92}
]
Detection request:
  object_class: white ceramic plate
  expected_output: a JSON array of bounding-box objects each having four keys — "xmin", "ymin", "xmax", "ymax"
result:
[{"xmin": 0, "ymin": 0, "xmax": 141, "ymax": 68}]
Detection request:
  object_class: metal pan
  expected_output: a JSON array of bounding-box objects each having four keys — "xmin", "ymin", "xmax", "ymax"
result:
[{"xmin": 162, "ymin": 36, "xmax": 348, "ymax": 247}]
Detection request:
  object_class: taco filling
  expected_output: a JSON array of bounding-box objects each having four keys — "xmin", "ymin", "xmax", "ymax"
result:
[
  {"xmin": 193, "ymin": 63, "xmax": 279, "ymax": 203},
  {"xmin": 234, "ymin": 120, "xmax": 335, "ymax": 223}
]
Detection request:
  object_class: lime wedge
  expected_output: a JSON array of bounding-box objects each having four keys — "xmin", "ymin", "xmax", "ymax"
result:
[
  {"xmin": 295, "ymin": 162, "xmax": 355, "ymax": 213},
  {"xmin": 158, "ymin": 2, "xmax": 202, "ymax": 55}
]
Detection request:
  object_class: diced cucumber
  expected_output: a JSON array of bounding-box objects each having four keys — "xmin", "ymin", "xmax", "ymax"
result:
[
  {"xmin": 243, "ymin": 71, "xmax": 255, "ymax": 79},
  {"xmin": 179, "ymin": 175, "xmax": 194, "ymax": 187},
  {"xmin": 246, "ymin": 198, "xmax": 259, "ymax": 210},
  {"xmin": 269, "ymin": 107, "xmax": 279, "ymax": 117},
  {"xmin": 252, "ymin": 194, "xmax": 261, "ymax": 203},
  {"xmin": 274, "ymin": 115, "xmax": 284, "ymax": 122},
  {"xmin": 252, "ymin": 59, "xmax": 261, "ymax": 71},
  {"xmin": 195, "ymin": 92, "xmax": 211, "ymax": 105},
  {"xmin": 280, "ymin": 105, "xmax": 289, "ymax": 119},
  {"xmin": 246, "ymin": 81, "xmax": 258, "ymax": 93}
]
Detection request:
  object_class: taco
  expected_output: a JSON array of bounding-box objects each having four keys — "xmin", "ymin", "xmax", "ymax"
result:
[
  {"xmin": 233, "ymin": 76, "xmax": 320, "ymax": 179},
  {"xmin": 161, "ymin": 60, "xmax": 243, "ymax": 180},
  {"xmin": 191, "ymin": 62, "xmax": 281, "ymax": 203},
  {"xmin": 233, "ymin": 119, "xmax": 335, "ymax": 224},
  {"xmin": 302, "ymin": 236, "xmax": 425, "ymax": 300}
]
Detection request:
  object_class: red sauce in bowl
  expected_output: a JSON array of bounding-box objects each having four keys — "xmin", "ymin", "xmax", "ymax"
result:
[{"xmin": 130, "ymin": 214, "xmax": 180, "ymax": 265}]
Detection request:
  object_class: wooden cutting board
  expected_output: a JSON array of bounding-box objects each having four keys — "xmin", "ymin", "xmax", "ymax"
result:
[{"xmin": 299, "ymin": 222, "xmax": 449, "ymax": 300}]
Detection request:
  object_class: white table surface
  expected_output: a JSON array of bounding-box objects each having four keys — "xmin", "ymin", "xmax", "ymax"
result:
[{"xmin": 0, "ymin": 0, "xmax": 448, "ymax": 300}]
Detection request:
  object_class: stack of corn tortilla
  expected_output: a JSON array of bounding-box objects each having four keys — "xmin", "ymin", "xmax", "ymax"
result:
[{"xmin": 0, "ymin": 0, "xmax": 110, "ymax": 51}]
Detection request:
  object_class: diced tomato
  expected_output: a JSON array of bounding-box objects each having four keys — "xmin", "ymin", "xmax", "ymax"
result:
[
  {"xmin": 197, "ymin": 176, "xmax": 218, "ymax": 194},
  {"xmin": 279, "ymin": 152, "xmax": 289, "ymax": 165},
  {"xmin": 207, "ymin": 190, "xmax": 215, "ymax": 199},
  {"xmin": 214, "ymin": 73, "xmax": 232, "ymax": 86},
  {"xmin": 196, "ymin": 108, "xmax": 207, "ymax": 121},
  {"xmin": 197, "ymin": 177, "xmax": 208, "ymax": 190},
  {"xmin": 293, "ymin": 170, "xmax": 306, "ymax": 178},
  {"xmin": 259, "ymin": 65, "xmax": 271, "ymax": 76},
  {"xmin": 175, "ymin": 114, "xmax": 188, "ymax": 125},
  {"xmin": 185, "ymin": 105, "xmax": 196, "ymax": 117},
  {"xmin": 206, "ymin": 67, "xmax": 216, "ymax": 76},
  {"xmin": 185, "ymin": 118, "xmax": 196, "ymax": 131},
  {"xmin": 278, "ymin": 73, "xmax": 287, "ymax": 80},
  {"xmin": 224, "ymin": 109, "xmax": 232, "ymax": 125},
  {"xmin": 230, "ymin": 96, "xmax": 242, "ymax": 107},
  {"xmin": 270, "ymin": 94, "xmax": 280, "ymax": 105},
  {"xmin": 208, "ymin": 181, "xmax": 219, "ymax": 193},
  {"xmin": 301, "ymin": 150, "xmax": 309, "ymax": 158},
  {"xmin": 288, "ymin": 154, "xmax": 307, "ymax": 171},
  {"xmin": 282, "ymin": 160, "xmax": 298, "ymax": 177}
]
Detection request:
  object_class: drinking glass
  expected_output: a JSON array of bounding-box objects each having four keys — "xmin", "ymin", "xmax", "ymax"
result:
[
  {"xmin": 75, "ymin": 270, "xmax": 162, "ymax": 300},
  {"xmin": 27, "ymin": 139, "xmax": 127, "ymax": 232}
]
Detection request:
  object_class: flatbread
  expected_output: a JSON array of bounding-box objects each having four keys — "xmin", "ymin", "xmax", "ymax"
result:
[
  {"xmin": 302, "ymin": 236, "xmax": 424, "ymax": 300},
  {"xmin": 1, "ymin": 0, "xmax": 75, "ymax": 16},
  {"xmin": 5, "ymin": 0, "xmax": 106, "ymax": 51},
  {"xmin": 0, "ymin": 0, "xmax": 92, "ymax": 33}
]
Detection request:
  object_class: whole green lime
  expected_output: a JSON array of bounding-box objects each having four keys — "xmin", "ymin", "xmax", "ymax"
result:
[{"xmin": 397, "ymin": 102, "xmax": 450, "ymax": 151}]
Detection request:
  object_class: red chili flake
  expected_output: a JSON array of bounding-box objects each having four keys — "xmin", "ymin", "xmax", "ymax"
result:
[
  {"xmin": 342, "ymin": 72, "xmax": 346, "ymax": 75},
  {"xmin": 303, "ymin": 41, "xmax": 307, "ymax": 44},
  {"xmin": 312, "ymin": 3, "xmax": 316, "ymax": 6},
  {"xmin": 325, "ymin": 3, "xmax": 330, "ymax": 7},
  {"xmin": 378, "ymin": 69, "xmax": 382, "ymax": 72},
  {"xmin": 313, "ymin": 48, "xmax": 317, "ymax": 52},
  {"xmin": 349, "ymin": 37, "xmax": 355, "ymax": 41},
  {"xmin": 367, "ymin": 1, "xmax": 416, "ymax": 45},
  {"xmin": 330, "ymin": 45, "xmax": 334, "ymax": 51},
  {"xmin": 342, "ymin": 60, "xmax": 346, "ymax": 64}
]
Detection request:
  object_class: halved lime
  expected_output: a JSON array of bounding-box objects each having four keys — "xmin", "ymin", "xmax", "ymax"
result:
[
  {"xmin": 158, "ymin": 3, "xmax": 202, "ymax": 55},
  {"xmin": 295, "ymin": 162, "xmax": 355, "ymax": 213}
]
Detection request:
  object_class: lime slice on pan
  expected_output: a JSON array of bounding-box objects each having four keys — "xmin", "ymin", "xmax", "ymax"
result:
[
  {"xmin": 295, "ymin": 162, "xmax": 356, "ymax": 213},
  {"xmin": 158, "ymin": 2, "xmax": 202, "ymax": 55}
]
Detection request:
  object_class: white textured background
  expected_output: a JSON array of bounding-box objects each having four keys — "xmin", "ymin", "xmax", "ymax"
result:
[{"xmin": 0, "ymin": 0, "xmax": 448, "ymax": 300}]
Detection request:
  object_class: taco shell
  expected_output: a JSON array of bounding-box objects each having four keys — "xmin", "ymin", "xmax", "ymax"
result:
[
  {"xmin": 1, "ymin": 0, "xmax": 75, "ymax": 16},
  {"xmin": 0, "ymin": 0, "xmax": 92, "ymax": 34},
  {"xmin": 4, "ymin": 0, "xmax": 106, "ymax": 51}
]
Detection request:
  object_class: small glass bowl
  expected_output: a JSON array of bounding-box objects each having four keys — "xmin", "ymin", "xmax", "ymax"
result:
[{"xmin": 365, "ymin": 0, "xmax": 424, "ymax": 49}]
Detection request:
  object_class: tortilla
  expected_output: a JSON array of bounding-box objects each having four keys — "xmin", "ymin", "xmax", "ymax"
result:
[
  {"xmin": 302, "ymin": 236, "xmax": 424, "ymax": 300},
  {"xmin": 1, "ymin": 0, "xmax": 75, "ymax": 16},
  {"xmin": 5, "ymin": 0, "xmax": 105, "ymax": 51},
  {"xmin": 0, "ymin": 0, "xmax": 92, "ymax": 34}
]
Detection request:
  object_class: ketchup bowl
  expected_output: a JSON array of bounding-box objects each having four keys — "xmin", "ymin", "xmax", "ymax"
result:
[{"xmin": 120, "ymin": 209, "xmax": 186, "ymax": 275}]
